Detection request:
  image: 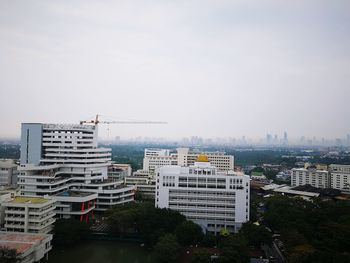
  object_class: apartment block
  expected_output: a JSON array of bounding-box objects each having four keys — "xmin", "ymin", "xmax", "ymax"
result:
[
  {"xmin": 291, "ymin": 168, "xmax": 329, "ymax": 188},
  {"xmin": 329, "ymin": 164, "xmax": 350, "ymax": 192}
]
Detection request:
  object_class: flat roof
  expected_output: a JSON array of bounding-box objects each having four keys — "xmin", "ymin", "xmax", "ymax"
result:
[
  {"xmin": 0, "ymin": 231, "xmax": 49, "ymax": 254},
  {"xmin": 56, "ymin": 191, "xmax": 95, "ymax": 197},
  {"xmin": 273, "ymin": 186, "xmax": 320, "ymax": 197},
  {"xmin": 9, "ymin": 196, "xmax": 50, "ymax": 204}
]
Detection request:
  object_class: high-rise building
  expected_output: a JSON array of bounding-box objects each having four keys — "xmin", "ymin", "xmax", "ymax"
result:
[
  {"xmin": 283, "ymin": 132, "xmax": 288, "ymax": 145},
  {"xmin": 155, "ymin": 155, "xmax": 250, "ymax": 234},
  {"xmin": 18, "ymin": 123, "xmax": 135, "ymax": 218}
]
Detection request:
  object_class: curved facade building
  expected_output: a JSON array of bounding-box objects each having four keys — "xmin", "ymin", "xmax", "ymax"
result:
[{"xmin": 18, "ymin": 123, "xmax": 135, "ymax": 219}]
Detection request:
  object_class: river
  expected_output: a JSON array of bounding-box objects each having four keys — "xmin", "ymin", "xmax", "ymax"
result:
[{"xmin": 48, "ymin": 240, "xmax": 154, "ymax": 263}]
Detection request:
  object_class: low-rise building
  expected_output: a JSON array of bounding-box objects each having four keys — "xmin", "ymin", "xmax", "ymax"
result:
[
  {"xmin": 291, "ymin": 167, "xmax": 329, "ymax": 188},
  {"xmin": 2, "ymin": 196, "xmax": 56, "ymax": 234},
  {"xmin": 0, "ymin": 231, "xmax": 52, "ymax": 263}
]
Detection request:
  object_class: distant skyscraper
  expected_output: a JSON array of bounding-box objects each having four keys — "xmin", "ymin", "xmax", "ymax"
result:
[
  {"xmin": 266, "ymin": 134, "xmax": 272, "ymax": 145},
  {"xmin": 283, "ymin": 132, "xmax": 288, "ymax": 145}
]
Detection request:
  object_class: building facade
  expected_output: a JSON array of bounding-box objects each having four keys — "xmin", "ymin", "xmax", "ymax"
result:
[
  {"xmin": 329, "ymin": 164, "xmax": 350, "ymax": 192},
  {"xmin": 291, "ymin": 168, "xmax": 329, "ymax": 188},
  {"xmin": 2, "ymin": 196, "xmax": 56, "ymax": 234},
  {"xmin": 18, "ymin": 123, "xmax": 135, "ymax": 216},
  {"xmin": 156, "ymin": 155, "xmax": 249, "ymax": 234},
  {"xmin": 143, "ymin": 147, "xmax": 234, "ymax": 176},
  {"xmin": 0, "ymin": 159, "xmax": 18, "ymax": 186}
]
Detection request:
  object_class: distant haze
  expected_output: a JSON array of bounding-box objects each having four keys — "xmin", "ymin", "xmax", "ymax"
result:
[{"xmin": 0, "ymin": 0, "xmax": 349, "ymax": 140}]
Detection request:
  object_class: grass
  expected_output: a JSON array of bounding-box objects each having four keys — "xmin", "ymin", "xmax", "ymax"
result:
[{"xmin": 10, "ymin": 196, "xmax": 49, "ymax": 204}]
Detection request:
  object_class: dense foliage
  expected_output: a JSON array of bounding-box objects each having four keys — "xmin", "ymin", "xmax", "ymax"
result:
[
  {"xmin": 153, "ymin": 234, "xmax": 181, "ymax": 263},
  {"xmin": 106, "ymin": 202, "xmax": 186, "ymax": 247},
  {"xmin": 53, "ymin": 218, "xmax": 92, "ymax": 247},
  {"xmin": 218, "ymin": 234, "xmax": 250, "ymax": 263},
  {"xmin": 0, "ymin": 247, "xmax": 18, "ymax": 263},
  {"xmin": 264, "ymin": 196, "xmax": 350, "ymax": 262}
]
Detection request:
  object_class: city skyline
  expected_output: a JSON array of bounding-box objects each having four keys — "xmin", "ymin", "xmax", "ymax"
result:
[{"xmin": 1, "ymin": 1, "xmax": 350, "ymax": 139}]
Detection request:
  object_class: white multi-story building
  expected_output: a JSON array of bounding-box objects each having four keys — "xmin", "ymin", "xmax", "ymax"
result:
[
  {"xmin": 2, "ymin": 196, "xmax": 56, "ymax": 234},
  {"xmin": 156, "ymin": 155, "xmax": 249, "ymax": 234},
  {"xmin": 291, "ymin": 168, "xmax": 329, "ymax": 188},
  {"xmin": 0, "ymin": 159, "xmax": 18, "ymax": 186},
  {"xmin": 329, "ymin": 164, "xmax": 350, "ymax": 192},
  {"xmin": 143, "ymin": 147, "xmax": 234, "ymax": 176},
  {"xmin": 18, "ymin": 123, "xmax": 135, "ymax": 217}
]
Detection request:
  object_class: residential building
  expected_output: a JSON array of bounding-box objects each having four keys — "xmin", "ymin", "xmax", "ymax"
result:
[
  {"xmin": 18, "ymin": 123, "xmax": 135, "ymax": 216},
  {"xmin": 329, "ymin": 164, "xmax": 350, "ymax": 192},
  {"xmin": 156, "ymin": 154, "xmax": 249, "ymax": 234},
  {"xmin": 2, "ymin": 196, "xmax": 56, "ymax": 234},
  {"xmin": 0, "ymin": 159, "xmax": 18, "ymax": 186},
  {"xmin": 291, "ymin": 168, "xmax": 329, "ymax": 188},
  {"xmin": 0, "ymin": 231, "xmax": 52, "ymax": 263}
]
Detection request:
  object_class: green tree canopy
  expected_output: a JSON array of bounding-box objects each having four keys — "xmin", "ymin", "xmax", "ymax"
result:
[
  {"xmin": 153, "ymin": 234, "xmax": 181, "ymax": 263},
  {"xmin": 175, "ymin": 220, "xmax": 203, "ymax": 246}
]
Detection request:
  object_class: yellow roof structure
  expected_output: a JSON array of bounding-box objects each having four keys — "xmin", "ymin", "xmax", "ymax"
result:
[{"xmin": 196, "ymin": 153, "xmax": 209, "ymax": 162}]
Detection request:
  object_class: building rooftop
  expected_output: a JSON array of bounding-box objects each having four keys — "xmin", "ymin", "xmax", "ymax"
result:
[
  {"xmin": 0, "ymin": 232, "xmax": 50, "ymax": 254},
  {"xmin": 9, "ymin": 196, "xmax": 50, "ymax": 204},
  {"xmin": 56, "ymin": 191, "xmax": 95, "ymax": 197}
]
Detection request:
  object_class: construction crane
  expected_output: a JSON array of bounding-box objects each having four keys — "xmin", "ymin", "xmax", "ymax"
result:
[{"xmin": 80, "ymin": 114, "xmax": 167, "ymax": 125}]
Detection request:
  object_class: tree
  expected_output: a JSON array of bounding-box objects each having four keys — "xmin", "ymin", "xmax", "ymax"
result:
[
  {"xmin": 53, "ymin": 218, "xmax": 91, "ymax": 247},
  {"xmin": 153, "ymin": 234, "xmax": 180, "ymax": 263},
  {"xmin": 175, "ymin": 221, "xmax": 203, "ymax": 246},
  {"xmin": 202, "ymin": 232, "xmax": 216, "ymax": 247},
  {"xmin": 219, "ymin": 235, "xmax": 249, "ymax": 263},
  {"xmin": 191, "ymin": 249, "xmax": 211, "ymax": 263},
  {"xmin": 0, "ymin": 246, "xmax": 18, "ymax": 263},
  {"xmin": 240, "ymin": 222, "xmax": 272, "ymax": 247}
]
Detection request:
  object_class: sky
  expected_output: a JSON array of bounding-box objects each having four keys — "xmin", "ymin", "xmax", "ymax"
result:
[{"xmin": 0, "ymin": 0, "xmax": 349, "ymax": 140}]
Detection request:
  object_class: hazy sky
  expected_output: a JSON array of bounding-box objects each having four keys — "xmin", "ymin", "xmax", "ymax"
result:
[{"xmin": 1, "ymin": 0, "xmax": 349, "ymax": 140}]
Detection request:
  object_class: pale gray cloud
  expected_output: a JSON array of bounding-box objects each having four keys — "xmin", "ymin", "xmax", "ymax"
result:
[{"xmin": 0, "ymin": 0, "xmax": 349, "ymax": 140}]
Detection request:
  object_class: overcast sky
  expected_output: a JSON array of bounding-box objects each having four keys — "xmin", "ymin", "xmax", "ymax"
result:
[{"xmin": 0, "ymin": 0, "xmax": 349, "ymax": 140}]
